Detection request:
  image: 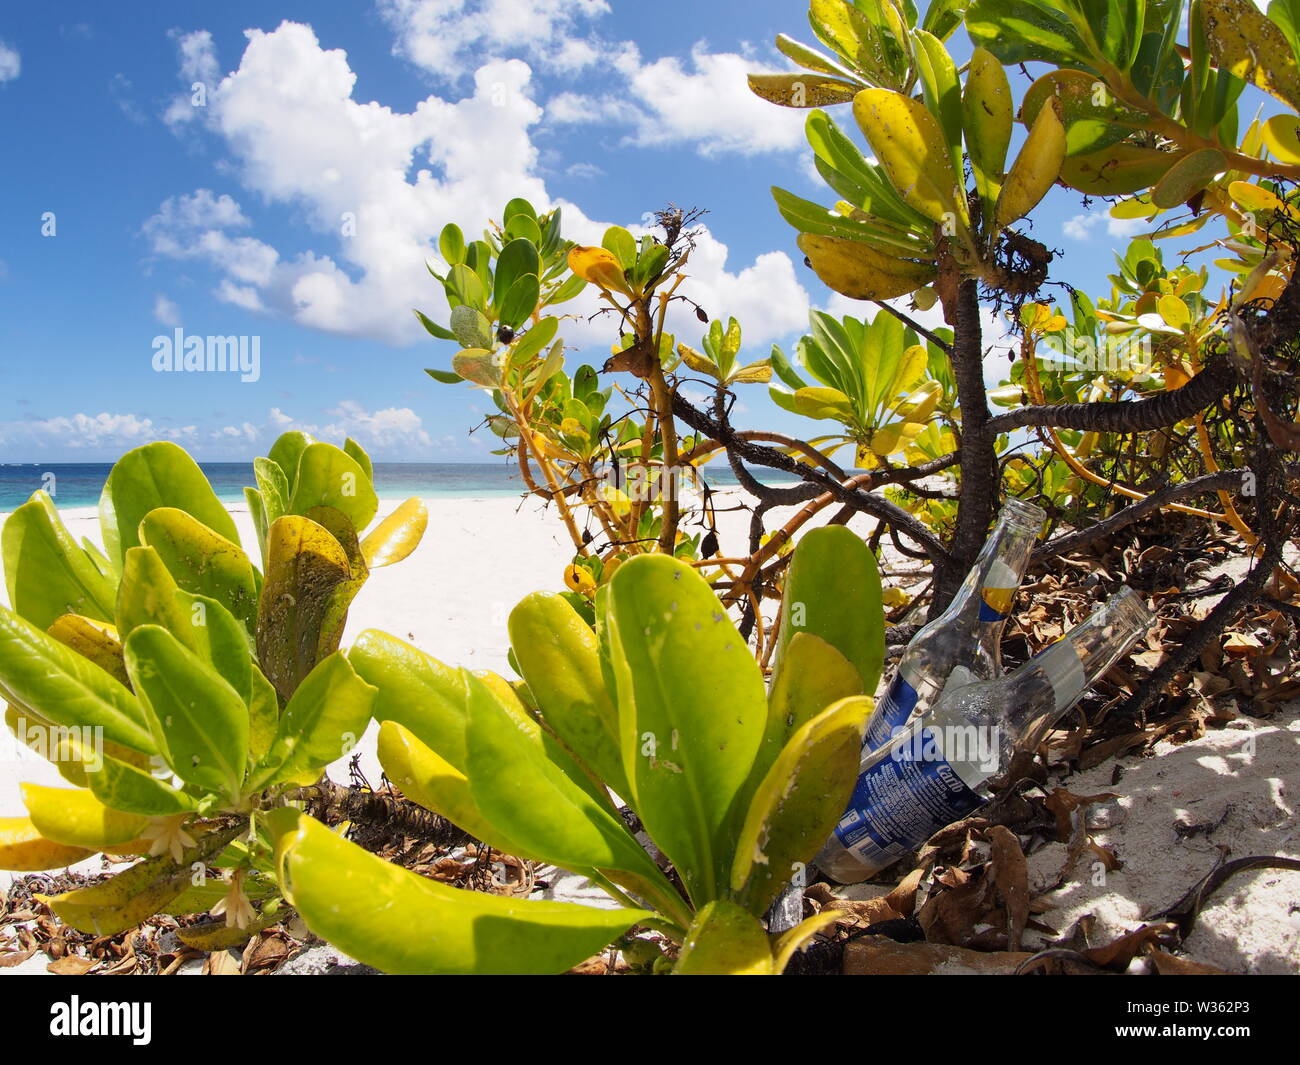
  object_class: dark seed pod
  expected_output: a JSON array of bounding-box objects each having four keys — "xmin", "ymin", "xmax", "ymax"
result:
[
  {"xmin": 496, "ymin": 325, "xmax": 515, "ymax": 344},
  {"xmin": 695, "ymin": 306, "xmax": 709, "ymax": 323},
  {"xmin": 700, "ymin": 530, "xmax": 719, "ymax": 558}
]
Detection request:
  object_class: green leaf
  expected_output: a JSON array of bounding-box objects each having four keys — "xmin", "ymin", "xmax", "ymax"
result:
[
  {"xmin": 601, "ymin": 226, "xmax": 638, "ymax": 269},
  {"xmin": 86, "ymin": 755, "xmax": 198, "ymax": 816},
  {"xmin": 507, "ymin": 592, "xmax": 630, "ymax": 800},
  {"xmin": 438, "ymin": 222, "xmax": 466, "ymax": 265},
  {"xmin": 244, "ymin": 487, "xmax": 269, "ymax": 567},
  {"xmin": 912, "ymin": 30, "xmax": 964, "ymax": 180},
  {"xmin": 2, "ymin": 491, "xmax": 116, "ymax": 629},
  {"xmin": 343, "ymin": 438, "xmax": 373, "ymax": 483},
  {"xmin": 730, "ymin": 696, "xmax": 872, "ymax": 914},
  {"xmin": 1150, "ymin": 147, "xmax": 1227, "ymax": 208},
  {"xmin": 672, "ymin": 900, "xmax": 774, "ymax": 975},
  {"xmin": 415, "ymin": 309, "xmax": 456, "ymax": 341},
  {"xmin": 378, "ymin": 719, "xmax": 531, "ymax": 855},
  {"xmin": 493, "ymin": 238, "xmax": 542, "ymax": 308},
  {"xmin": 1020, "ymin": 69, "xmax": 1145, "ymax": 158},
  {"xmin": 124, "ymin": 625, "xmax": 249, "ymax": 801},
  {"xmin": 288, "ymin": 443, "xmax": 378, "ymax": 533},
  {"xmin": 256, "ymin": 516, "xmax": 362, "ymax": 703},
  {"xmin": 966, "ymin": 0, "xmax": 1090, "ymax": 67},
  {"xmin": 253, "ymin": 652, "xmax": 376, "ymax": 788},
  {"xmin": 499, "ymin": 273, "xmax": 541, "ymax": 330},
  {"xmin": 603, "ymin": 556, "xmax": 767, "ymax": 905},
  {"xmin": 275, "ymin": 813, "xmax": 650, "ymax": 975},
  {"xmin": 963, "ymin": 47, "xmax": 1014, "ymax": 226},
  {"xmin": 349, "ymin": 630, "xmax": 471, "ymax": 767},
  {"xmin": 464, "ymin": 673, "xmax": 667, "ymax": 889},
  {"xmin": 267, "ymin": 431, "xmax": 315, "ymax": 494},
  {"xmin": 99, "ymin": 442, "xmax": 239, "ymax": 567},
  {"xmin": 1060, "ymin": 143, "xmax": 1185, "ymax": 196},
  {"xmin": 253, "ymin": 457, "xmax": 290, "ymax": 527},
  {"xmin": 425, "ymin": 367, "xmax": 463, "ymax": 384},
  {"xmin": 115, "ymin": 547, "xmax": 252, "ymax": 701},
  {"xmin": 137, "ymin": 507, "xmax": 259, "ymax": 633},
  {"xmin": 775, "ymin": 525, "xmax": 883, "ymax": 693},
  {"xmin": 0, "ymin": 605, "xmax": 155, "ymax": 754}
]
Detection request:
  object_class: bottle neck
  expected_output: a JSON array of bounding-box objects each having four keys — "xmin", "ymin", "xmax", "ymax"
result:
[
  {"xmin": 941, "ymin": 513, "xmax": 1040, "ymax": 640},
  {"xmin": 1002, "ymin": 590, "xmax": 1152, "ymax": 747}
]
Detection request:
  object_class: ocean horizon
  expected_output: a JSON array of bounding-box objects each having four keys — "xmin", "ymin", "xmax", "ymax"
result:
[{"xmin": 0, "ymin": 461, "xmax": 804, "ymax": 511}]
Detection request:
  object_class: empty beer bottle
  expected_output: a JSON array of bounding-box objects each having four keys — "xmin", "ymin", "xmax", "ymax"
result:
[
  {"xmin": 818, "ymin": 587, "xmax": 1152, "ymax": 883},
  {"xmin": 863, "ymin": 497, "xmax": 1047, "ymax": 751}
]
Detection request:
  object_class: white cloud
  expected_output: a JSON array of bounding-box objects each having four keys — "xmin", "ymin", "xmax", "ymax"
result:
[
  {"xmin": 164, "ymin": 30, "xmax": 220, "ymax": 126},
  {"xmin": 1063, "ymin": 210, "xmax": 1144, "ymax": 241},
  {"xmin": 613, "ymin": 45, "xmax": 807, "ymax": 156},
  {"xmin": 379, "ymin": 0, "xmax": 608, "ymax": 79},
  {"xmin": 154, "ymin": 294, "xmax": 181, "ymax": 326},
  {"xmin": 263, "ymin": 401, "xmax": 433, "ymax": 451},
  {"xmin": 0, "ymin": 40, "xmax": 19, "ymax": 83},
  {"xmin": 146, "ymin": 21, "xmax": 816, "ymax": 351},
  {"xmin": 0, "ymin": 412, "xmax": 183, "ymax": 450}
]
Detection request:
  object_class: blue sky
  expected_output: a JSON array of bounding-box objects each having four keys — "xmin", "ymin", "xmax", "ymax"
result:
[{"xmin": 0, "ymin": 1, "xmax": 1163, "ymax": 462}]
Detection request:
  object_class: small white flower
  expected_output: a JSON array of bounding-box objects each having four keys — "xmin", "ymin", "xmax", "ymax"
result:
[
  {"xmin": 142, "ymin": 814, "xmax": 197, "ymax": 863},
  {"xmin": 210, "ymin": 869, "xmax": 255, "ymax": 930}
]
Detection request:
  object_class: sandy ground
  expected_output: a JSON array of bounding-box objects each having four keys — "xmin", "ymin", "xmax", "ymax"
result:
[{"xmin": 1, "ymin": 494, "xmax": 1297, "ymax": 974}]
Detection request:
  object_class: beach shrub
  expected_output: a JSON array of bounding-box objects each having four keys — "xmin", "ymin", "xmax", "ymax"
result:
[
  {"xmin": 418, "ymin": 0, "xmax": 1300, "ymax": 715},
  {"xmin": 0, "ymin": 434, "xmax": 426, "ymax": 946},
  {"xmin": 273, "ymin": 525, "xmax": 883, "ymax": 974}
]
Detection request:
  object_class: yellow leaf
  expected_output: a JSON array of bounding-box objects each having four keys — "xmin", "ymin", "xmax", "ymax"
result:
[
  {"xmin": 852, "ymin": 88, "xmax": 966, "ymax": 226},
  {"xmin": 996, "ymin": 97, "xmax": 1065, "ymax": 227},
  {"xmin": 1203, "ymin": 0, "xmax": 1300, "ymax": 112},
  {"xmin": 0, "ymin": 817, "xmax": 92, "ymax": 871},
  {"xmin": 730, "ymin": 360, "xmax": 773, "ymax": 384},
  {"xmin": 563, "ymin": 564, "xmax": 597, "ymax": 597},
  {"xmin": 676, "ymin": 343, "xmax": 719, "ymax": 378},
  {"xmin": 747, "ymin": 73, "xmax": 858, "ymax": 109},
  {"xmin": 880, "ymin": 586, "xmax": 911, "ymax": 608},
  {"xmin": 22, "ymin": 783, "xmax": 149, "ymax": 850},
  {"xmin": 567, "ymin": 246, "xmax": 631, "ymax": 296},
  {"xmin": 1157, "ymin": 294, "xmax": 1191, "ymax": 331},
  {"xmin": 1263, "ymin": 114, "xmax": 1300, "ymax": 165},
  {"xmin": 796, "ymin": 233, "xmax": 936, "ymax": 301}
]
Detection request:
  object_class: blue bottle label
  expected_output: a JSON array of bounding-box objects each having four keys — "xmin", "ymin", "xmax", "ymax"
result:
[
  {"xmin": 863, "ymin": 672, "xmax": 919, "ymax": 751},
  {"xmin": 833, "ymin": 727, "xmax": 985, "ymax": 870}
]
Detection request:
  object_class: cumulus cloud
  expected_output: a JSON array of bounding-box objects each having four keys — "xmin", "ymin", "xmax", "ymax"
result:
[
  {"xmin": 0, "ymin": 404, "xmax": 435, "ymax": 459},
  {"xmin": 0, "ymin": 412, "xmax": 186, "ymax": 451},
  {"xmin": 378, "ymin": 0, "xmax": 608, "ymax": 80},
  {"xmin": 146, "ymin": 21, "xmax": 815, "ymax": 351},
  {"xmin": 164, "ymin": 29, "xmax": 220, "ymax": 126},
  {"xmin": 1063, "ymin": 210, "xmax": 1144, "ymax": 242},
  {"xmin": 261, "ymin": 402, "xmax": 433, "ymax": 451},
  {"xmin": 0, "ymin": 40, "xmax": 19, "ymax": 83}
]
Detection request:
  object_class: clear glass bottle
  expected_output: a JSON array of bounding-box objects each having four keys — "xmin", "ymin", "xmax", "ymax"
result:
[
  {"xmin": 818, "ymin": 588, "xmax": 1152, "ymax": 883},
  {"xmin": 863, "ymin": 497, "xmax": 1047, "ymax": 751}
]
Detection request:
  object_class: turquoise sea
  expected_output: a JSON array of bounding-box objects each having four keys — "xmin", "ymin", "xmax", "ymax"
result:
[{"xmin": 0, "ymin": 462, "xmax": 803, "ymax": 511}]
